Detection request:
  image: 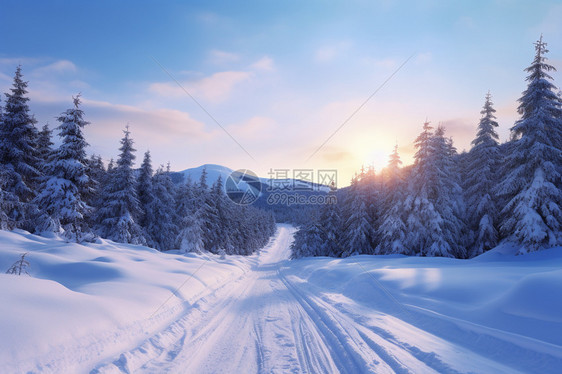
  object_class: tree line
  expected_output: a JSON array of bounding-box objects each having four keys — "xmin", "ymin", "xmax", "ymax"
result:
[
  {"xmin": 292, "ymin": 36, "xmax": 562, "ymax": 259},
  {"xmin": 0, "ymin": 67, "xmax": 276, "ymax": 255}
]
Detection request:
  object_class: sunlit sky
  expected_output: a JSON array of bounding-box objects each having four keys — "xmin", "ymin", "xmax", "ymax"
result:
[{"xmin": 1, "ymin": 0, "xmax": 562, "ymax": 186}]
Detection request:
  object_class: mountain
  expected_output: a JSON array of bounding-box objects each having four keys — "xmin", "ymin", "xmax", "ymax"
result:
[
  {"xmin": 175, "ymin": 164, "xmax": 235, "ymax": 185},
  {"xmin": 173, "ymin": 164, "xmax": 332, "ymax": 193}
]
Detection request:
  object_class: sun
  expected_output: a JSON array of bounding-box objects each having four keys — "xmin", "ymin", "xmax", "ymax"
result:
[{"xmin": 362, "ymin": 148, "xmax": 390, "ymax": 173}]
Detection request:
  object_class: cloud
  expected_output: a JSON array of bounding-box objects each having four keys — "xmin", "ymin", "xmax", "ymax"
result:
[
  {"xmin": 227, "ymin": 116, "xmax": 276, "ymax": 140},
  {"xmin": 149, "ymin": 70, "xmax": 253, "ymax": 103},
  {"xmin": 251, "ymin": 56, "xmax": 275, "ymax": 72},
  {"xmin": 321, "ymin": 147, "xmax": 354, "ymax": 163},
  {"xmin": 314, "ymin": 41, "xmax": 352, "ymax": 63},
  {"xmin": 31, "ymin": 60, "xmax": 77, "ymax": 77},
  {"xmin": 82, "ymin": 98, "xmax": 215, "ymax": 143},
  {"xmin": 208, "ymin": 49, "xmax": 240, "ymax": 65},
  {"xmin": 0, "ymin": 57, "xmax": 42, "ymax": 68},
  {"xmin": 0, "ymin": 58, "xmax": 89, "ymax": 105}
]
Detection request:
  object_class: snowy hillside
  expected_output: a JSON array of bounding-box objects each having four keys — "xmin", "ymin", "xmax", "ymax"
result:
[
  {"xmin": 176, "ymin": 164, "xmax": 235, "ymax": 185},
  {"xmin": 1, "ymin": 225, "xmax": 561, "ymax": 373}
]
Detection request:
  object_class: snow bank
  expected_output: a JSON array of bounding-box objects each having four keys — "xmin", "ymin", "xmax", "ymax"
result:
[
  {"xmin": 0, "ymin": 230, "xmax": 253, "ymax": 373},
  {"xmin": 282, "ymin": 247, "xmax": 562, "ymax": 372}
]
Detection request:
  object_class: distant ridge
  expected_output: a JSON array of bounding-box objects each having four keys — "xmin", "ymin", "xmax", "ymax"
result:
[{"xmin": 174, "ymin": 164, "xmax": 332, "ymax": 192}]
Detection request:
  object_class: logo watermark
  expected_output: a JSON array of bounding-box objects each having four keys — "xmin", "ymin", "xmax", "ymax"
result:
[
  {"xmin": 267, "ymin": 192, "xmax": 337, "ymax": 206},
  {"xmin": 225, "ymin": 168, "xmax": 338, "ymax": 206},
  {"xmin": 225, "ymin": 169, "xmax": 262, "ymax": 205},
  {"xmin": 266, "ymin": 168, "xmax": 337, "ymax": 192}
]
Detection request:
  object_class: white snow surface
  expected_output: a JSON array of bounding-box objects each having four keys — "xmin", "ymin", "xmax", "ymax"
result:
[{"xmin": 1, "ymin": 225, "xmax": 561, "ymax": 373}]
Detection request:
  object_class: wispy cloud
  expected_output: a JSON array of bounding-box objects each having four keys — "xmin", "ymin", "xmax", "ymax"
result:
[
  {"xmin": 321, "ymin": 147, "xmax": 354, "ymax": 163},
  {"xmin": 251, "ymin": 56, "xmax": 275, "ymax": 72},
  {"xmin": 208, "ymin": 49, "xmax": 240, "ymax": 65},
  {"xmin": 149, "ymin": 70, "xmax": 253, "ymax": 103},
  {"xmin": 83, "ymin": 98, "xmax": 215, "ymax": 143},
  {"xmin": 314, "ymin": 41, "xmax": 352, "ymax": 63},
  {"xmin": 227, "ymin": 116, "xmax": 276, "ymax": 140},
  {"xmin": 31, "ymin": 60, "xmax": 77, "ymax": 77}
]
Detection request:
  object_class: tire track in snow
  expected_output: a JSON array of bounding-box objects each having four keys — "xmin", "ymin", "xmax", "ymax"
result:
[
  {"xmin": 92, "ymin": 224, "xmax": 529, "ymax": 374},
  {"xmin": 278, "ymin": 269, "xmax": 407, "ymax": 374}
]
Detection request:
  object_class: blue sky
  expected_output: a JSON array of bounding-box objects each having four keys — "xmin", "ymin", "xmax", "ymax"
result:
[{"xmin": 1, "ymin": 0, "xmax": 562, "ymax": 185}]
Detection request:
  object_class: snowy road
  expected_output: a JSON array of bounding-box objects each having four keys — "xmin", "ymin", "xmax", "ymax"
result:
[{"xmin": 90, "ymin": 224, "xmax": 557, "ymax": 374}]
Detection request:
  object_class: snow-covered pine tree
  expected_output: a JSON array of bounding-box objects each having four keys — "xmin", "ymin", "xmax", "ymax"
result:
[
  {"xmin": 175, "ymin": 176, "xmax": 196, "ymax": 221},
  {"xmin": 376, "ymin": 145, "xmax": 408, "ymax": 254},
  {"xmin": 137, "ymin": 150, "xmax": 155, "ymax": 228},
  {"xmin": 0, "ymin": 66, "xmax": 40, "ymax": 227},
  {"xmin": 291, "ymin": 222, "xmax": 324, "ymax": 259},
  {"xmin": 200, "ymin": 176, "xmax": 225, "ymax": 253},
  {"xmin": 85, "ymin": 154, "xmax": 105, "ymax": 210},
  {"xmin": 496, "ymin": 36, "xmax": 562, "ymax": 253},
  {"xmin": 341, "ymin": 177, "xmax": 374, "ymax": 257},
  {"xmin": 175, "ymin": 175, "xmax": 201, "ymax": 252},
  {"xmin": 318, "ymin": 191, "xmax": 341, "ymax": 257},
  {"xmin": 177, "ymin": 210, "xmax": 205, "ymax": 253},
  {"xmin": 199, "ymin": 166, "xmax": 208, "ymax": 191},
  {"xmin": 35, "ymin": 95, "xmax": 92, "ymax": 241},
  {"xmin": 37, "ymin": 124, "xmax": 53, "ymax": 164},
  {"xmin": 0, "ymin": 167, "xmax": 18, "ymax": 230},
  {"xmin": 145, "ymin": 166, "xmax": 178, "ymax": 250},
  {"xmin": 94, "ymin": 126, "xmax": 146, "ymax": 245},
  {"xmin": 360, "ymin": 165, "xmax": 380, "ymax": 248},
  {"xmin": 107, "ymin": 158, "xmax": 115, "ymax": 173},
  {"xmin": 0, "ymin": 99, "xmax": 8, "ymax": 229},
  {"xmin": 464, "ymin": 92, "xmax": 501, "ymax": 256},
  {"xmin": 212, "ymin": 175, "xmax": 232, "ymax": 252},
  {"xmin": 431, "ymin": 126, "xmax": 467, "ymax": 258},
  {"xmin": 403, "ymin": 121, "xmax": 457, "ymax": 257}
]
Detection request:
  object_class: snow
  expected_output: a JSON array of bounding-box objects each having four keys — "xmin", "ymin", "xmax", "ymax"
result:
[{"xmin": 1, "ymin": 225, "xmax": 562, "ymax": 373}]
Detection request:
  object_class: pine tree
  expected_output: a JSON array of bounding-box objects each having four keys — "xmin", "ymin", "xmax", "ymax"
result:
[
  {"xmin": 431, "ymin": 126, "xmax": 467, "ymax": 258},
  {"xmin": 199, "ymin": 166, "xmax": 208, "ymax": 191},
  {"xmin": 177, "ymin": 210, "xmax": 205, "ymax": 253},
  {"xmin": 360, "ymin": 165, "xmax": 380, "ymax": 248},
  {"xmin": 376, "ymin": 145, "xmax": 408, "ymax": 254},
  {"xmin": 200, "ymin": 177, "xmax": 222, "ymax": 253},
  {"xmin": 291, "ymin": 222, "xmax": 324, "ymax": 258},
  {"xmin": 95, "ymin": 126, "xmax": 146, "ymax": 245},
  {"xmin": 145, "ymin": 166, "xmax": 178, "ymax": 250},
  {"xmin": 85, "ymin": 154, "xmax": 105, "ymax": 209},
  {"xmin": 496, "ymin": 36, "xmax": 562, "ymax": 253},
  {"xmin": 137, "ymin": 151, "xmax": 155, "ymax": 228},
  {"xmin": 341, "ymin": 179, "xmax": 374, "ymax": 256},
  {"xmin": 35, "ymin": 95, "xmax": 92, "ymax": 241},
  {"xmin": 37, "ymin": 124, "xmax": 53, "ymax": 164},
  {"xmin": 465, "ymin": 92, "xmax": 501, "ymax": 256},
  {"xmin": 175, "ymin": 176, "xmax": 196, "ymax": 221},
  {"xmin": 318, "ymin": 192, "xmax": 341, "ymax": 257},
  {"xmin": 403, "ymin": 121, "xmax": 463, "ymax": 257},
  {"xmin": 0, "ymin": 66, "xmax": 40, "ymax": 226},
  {"xmin": 386, "ymin": 144, "xmax": 403, "ymax": 185},
  {"xmin": 0, "ymin": 168, "xmax": 18, "ymax": 230}
]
